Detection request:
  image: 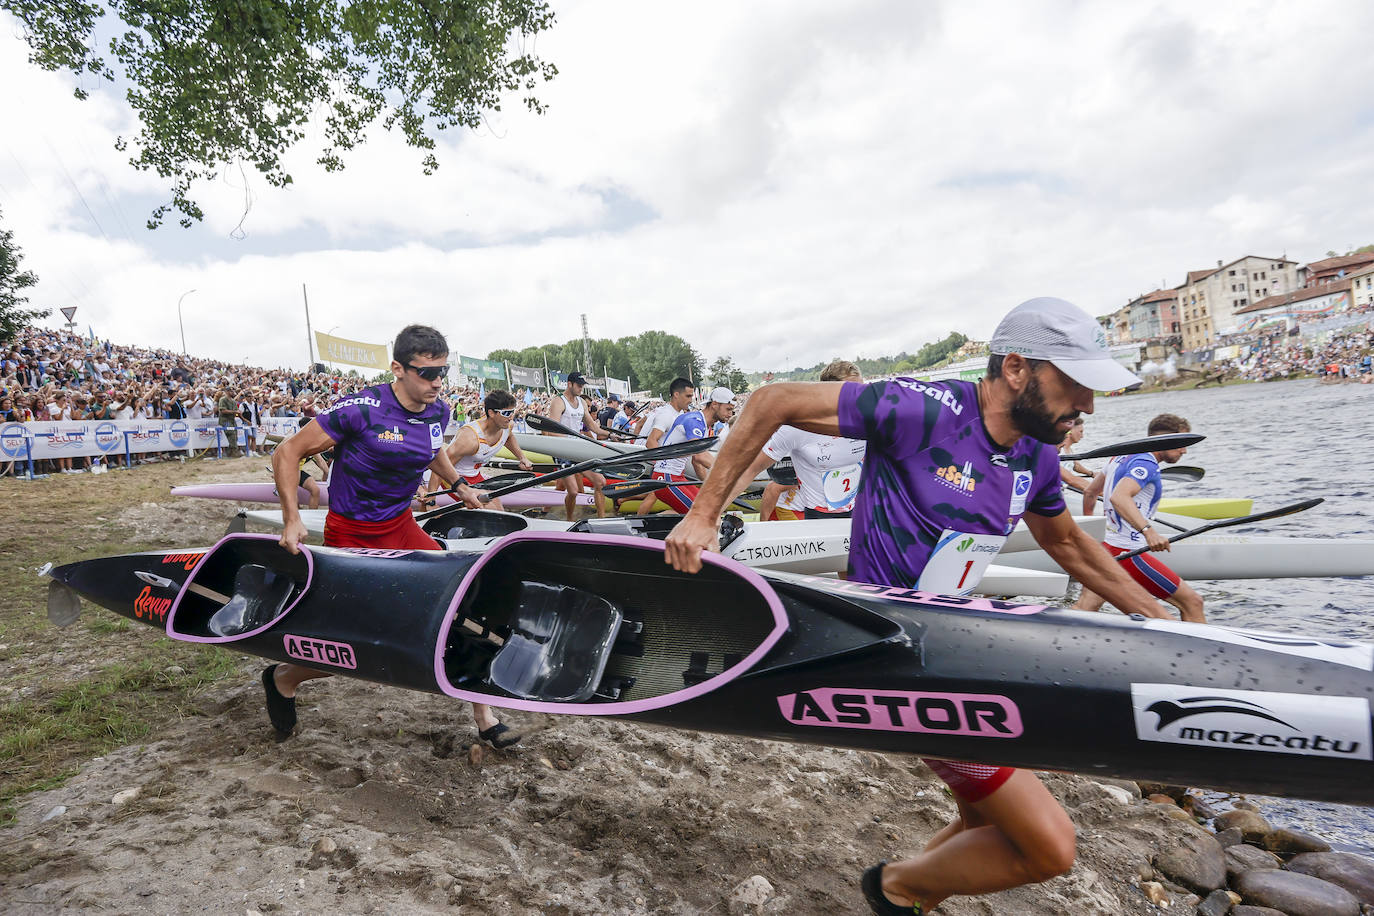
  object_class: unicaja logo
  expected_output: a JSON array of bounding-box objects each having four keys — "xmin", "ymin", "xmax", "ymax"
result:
[{"xmin": 956, "ymin": 537, "xmax": 975, "ymax": 553}]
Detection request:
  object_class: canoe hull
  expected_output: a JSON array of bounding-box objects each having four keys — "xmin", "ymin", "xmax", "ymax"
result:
[
  {"xmin": 44, "ymin": 532, "xmax": 1374, "ymax": 804},
  {"xmin": 998, "ymin": 534, "xmax": 1374, "ymax": 580}
]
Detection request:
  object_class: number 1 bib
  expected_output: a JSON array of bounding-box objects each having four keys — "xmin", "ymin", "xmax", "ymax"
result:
[{"xmin": 917, "ymin": 529, "xmax": 1007, "ymax": 595}]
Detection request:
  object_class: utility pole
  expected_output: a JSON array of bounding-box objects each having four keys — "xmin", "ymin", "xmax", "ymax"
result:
[
  {"xmin": 302, "ymin": 284, "xmax": 316, "ymax": 371},
  {"xmin": 580, "ymin": 313, "xmax": 593, "ymax": 376}
]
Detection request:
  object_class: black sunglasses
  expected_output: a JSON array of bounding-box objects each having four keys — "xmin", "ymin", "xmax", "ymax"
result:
[{"xmin": 404, "ymin": 363, "xmax": 450, "ymax": 381}]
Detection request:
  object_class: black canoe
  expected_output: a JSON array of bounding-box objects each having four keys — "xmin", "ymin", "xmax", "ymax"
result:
[{"xmin": 43, "ymin": 530, "xmax": 1374, "ymax": 804}]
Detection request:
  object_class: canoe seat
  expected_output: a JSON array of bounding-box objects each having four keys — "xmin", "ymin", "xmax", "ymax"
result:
[
  {"xmin": 487, "ymin": 580, "xmax": 623, "ymax": 702},
  {"xmin": 208, "ymin": 564, "xmax": 294, "ymax": 637}
]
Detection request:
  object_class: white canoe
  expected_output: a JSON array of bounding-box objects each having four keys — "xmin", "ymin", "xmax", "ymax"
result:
[
  {"xmin": 997, "ymin": 533, "xmax": 1374, "ymax": 580},
  {"xmin": 514, "ymin": 433, "xmax": 640, "ymax": 462},
  {"xmin": 244, "ymin": 509, "xmax": 1068, "ymax": 598}
]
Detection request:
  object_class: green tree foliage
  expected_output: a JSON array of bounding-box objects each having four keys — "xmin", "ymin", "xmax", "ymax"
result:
[
  {"xmin": 707, "ymin": 355, "xmax": 749, "ymax": 393},
  {"xmin": 4, "ymin": 0, "xmax": 558, "ymax": 227},
  {"xmin": 750, "ymin": 332, "xmax": 973, "ymax": 385},
  {"xmin": 0, "ymin": 212, "xmax": 50, "ymax": 345},
  {"xmin": 629, "ymin": 331, "xmax": 701, "ymax": 396}
]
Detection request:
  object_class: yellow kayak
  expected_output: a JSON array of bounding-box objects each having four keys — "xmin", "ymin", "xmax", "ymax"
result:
[
  {"xmin": 496, "ymin": 446, "xmax": 554, "ymax": 464},
  {"xmin": 1158, "ymin": 496, "xmax": 1254, "ymax": 520}
]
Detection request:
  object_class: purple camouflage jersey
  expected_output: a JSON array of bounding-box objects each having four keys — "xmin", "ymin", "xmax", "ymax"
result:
[
  {"xmin": 314, "ymin": 383, "xmax": 451, "ymax": 522},
  {"xmin": 837, "ymin": 378, "xmax": 1065, "ymax": 594}
]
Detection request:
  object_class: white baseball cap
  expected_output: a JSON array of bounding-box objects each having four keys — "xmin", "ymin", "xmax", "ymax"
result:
[
  {"xmin": 708, "ymin": 386, "xmax": 735, "ymax": 404},
  {"xmin": 989, "ymin": 297, "xmax": 1141, "ymax": 392}
]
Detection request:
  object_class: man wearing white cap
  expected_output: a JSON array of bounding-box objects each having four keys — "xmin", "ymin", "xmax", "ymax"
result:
[
  {"xmin": 645, "ymin": 386, "xmax": 735, "ymax": 513},
  {"xmin": 666, "ymin": 297, "xmax": 1169, "ymax": 915}
]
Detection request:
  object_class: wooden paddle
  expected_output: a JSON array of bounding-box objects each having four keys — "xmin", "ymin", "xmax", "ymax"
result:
[
  {"xmin": 1115, "ymin": 498, "xmax": 1324, "ymax": 560},
  {"xmin": 415, "ymin": 436, "xmax": 718, "ymax": 520}
]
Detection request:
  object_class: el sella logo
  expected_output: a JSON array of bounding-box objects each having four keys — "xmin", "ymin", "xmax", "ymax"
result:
[{"xmin": 94, "ymin": 422, "xmax": 121, "ymax": 452}]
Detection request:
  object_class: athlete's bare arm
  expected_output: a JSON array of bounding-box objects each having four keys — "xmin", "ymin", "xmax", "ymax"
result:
[
  {"xmin": 546, "ymin": 395, "xmax": 566, "ymax": 427},
  {"xmin": 442, "ymin": 425, "xmax": 480, "ymax": 466},
  {"xmin": 272, "ymin": 420, "xmax": 339, "ymax": 555},
  {"xmin": 428, "ymin": 449, "xmax": 479, "ymax": 507},
  {"xmin": 666, "ymin": 383, "xmax": 844, "ymax": 572},
  {"xmin": 1021, "ymin": 510, "xmax": 1169, "ymax": 617},
  {"xmin": 1081, "ymin": 471, "xmax": 1105, "ymax": 515},
  {"xmin": 725, "ymin": 450, "xmax": 778, "ymax": 505}
]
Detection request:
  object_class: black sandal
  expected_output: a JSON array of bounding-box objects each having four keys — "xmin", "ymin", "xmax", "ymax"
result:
[
  {"xmin": 862, "ymin": 862, "xmax": 923, "ymax": 915},
  {"xmin": 262, "ymin": 665, "xmax": 297, "ymax": 736},
  {"xmin": 477, "ymin": 723, "xmax": 521, "ymax": 749}
]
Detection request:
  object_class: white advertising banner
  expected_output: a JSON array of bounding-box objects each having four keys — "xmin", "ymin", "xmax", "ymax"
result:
[{"xmin": 0, "ymin": 418, "xmax": 308, "ymax": 462}]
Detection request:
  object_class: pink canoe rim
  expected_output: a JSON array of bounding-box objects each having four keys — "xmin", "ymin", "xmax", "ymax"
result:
[
  {"xmin": 432, "ymin": 530, "xmax": 790, "ymax": 715},
  {"xmin": 165, "ymin": 533, "xmax": 315, "ymax": 643}
]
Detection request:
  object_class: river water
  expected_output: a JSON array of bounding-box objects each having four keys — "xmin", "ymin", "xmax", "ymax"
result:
[{"xmin": 1081, "ymin": 378, "xmax": 1374, "ymax": 852}]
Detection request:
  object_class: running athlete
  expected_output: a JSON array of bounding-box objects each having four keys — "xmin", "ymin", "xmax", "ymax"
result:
[
  {"xmin": 644, "ymin": 387, "xmax": 734, "ymax": 513},
  {"xmin": 268, "ymin": 325, "xmax": 518, "ymax": 749},
  {"xmin": 635, "ymin": 378, "xmax": 695, "ymax": 516},
  {"xmin": 437, "ymin": 389, "xmax": 533, "ymax": 512},
  {"xmin": 667, "ymin": 297, "xmax": 1172, "ymax": 915},
  {"xmin": 726, "ymin": 360, "xmax": 865, "ymax": 519},
  {"xmin": 294, "ymin": 417, "xmax": 330, "ymax": 510},
  {"xmin": 1074, "ymin": 413, "xmax": 1205, "ymax": 623},
  {"xmin": 547, "ymin": 372, "xmax": 611, "ymax": 518}
]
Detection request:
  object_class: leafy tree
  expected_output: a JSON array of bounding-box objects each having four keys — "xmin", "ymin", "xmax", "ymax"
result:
[
  {"xmin": 707, "ymin": 355, "xmax": 748, "ymax": 393},
  {"xmin": 629, "ymin": 331, "xmax": 701, "ymax": 396},
  {"xmin": 0, "ymin": 212, "xmax": 50, "ymax": 345},
  {"xmin": 4, "ymin": 0, "xmax": 558, "ymax": 227}
]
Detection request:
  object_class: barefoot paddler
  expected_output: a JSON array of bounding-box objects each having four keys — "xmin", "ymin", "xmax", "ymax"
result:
[
  {"xmin": 268, "ymin": 324, "xmax": 519, "ymax": 750},
  {"xmin": 667, "ymin": 297, "xmax": 1172, "ymax": 915}
]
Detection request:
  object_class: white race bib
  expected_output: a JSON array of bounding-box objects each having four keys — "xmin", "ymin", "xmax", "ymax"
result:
[
  {"xmin": 917, "ymin": 529, "xmax": 1007, "ymax": 595},
  {"xmin": 821, "ymin": 462, "xmax": 862, "ymax": 510}
]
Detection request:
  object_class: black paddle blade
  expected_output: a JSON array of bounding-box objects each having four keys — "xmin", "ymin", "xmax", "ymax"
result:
[
  {"xmin": 767, "ymin": 460, "xmax": 798, "ymax": 486},
  {"xmin": 1159, "ymin": 465, "xmax": 1205, "ymax": 482},
  {"xmin": 470, "ymin": 472, "xmax": 534, "ymax": 490},
  {"xmin": 1062, "ymin": 433, "xmax": 1204, "ymax": 462},
  {"xmin": 1117, "ymin": 497, "xmax": 1325, "ymax": 560},
  {"xmin": 524, "ymin": 413, "xmax": 581, "ymax": 437}
]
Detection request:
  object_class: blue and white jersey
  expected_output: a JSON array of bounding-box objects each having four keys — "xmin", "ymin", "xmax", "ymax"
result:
[
  {"xmin": 654, "ymin": 409, "xmax": 708, "ymax": 477},
  {"xmin": 1102, "ymin": 452, "xmax": 1163, "ymax": 549}
]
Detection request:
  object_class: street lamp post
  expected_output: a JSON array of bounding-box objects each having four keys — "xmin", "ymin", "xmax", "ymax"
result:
[{"xmin": 177, "ymin": 289, "xmax": 197, "ymax": 354}]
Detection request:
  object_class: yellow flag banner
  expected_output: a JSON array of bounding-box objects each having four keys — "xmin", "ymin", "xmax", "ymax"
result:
[{"xmin": 314, "ymin": 331, "xmax": 390, "ymax": 370}]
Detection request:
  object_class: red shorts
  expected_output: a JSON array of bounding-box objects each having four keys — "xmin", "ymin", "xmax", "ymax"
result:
[
  {"xmin": 767, "ymin": 507, "xmax": 804, "ymax": 521},
  {"xmin": 324, "ymin": 510, "xmax": 441, "ymax": 551},
  {"xmin": 651, "ymin": 472, "xmax": 699, "ymax": 514},
  {"xmin": 922, "ymin": 758, "xmax": 1015, "ymax": 803},
  {"xmin": 461, "ymin": 474, "xmax": 484, "ymax": 486},
  {"xmin": 1104, "ymin": 542, "xmax": 1181, "ymax": 599}
]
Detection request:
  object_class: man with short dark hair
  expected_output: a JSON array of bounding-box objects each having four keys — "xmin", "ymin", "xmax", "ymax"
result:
[
  {"xmin": 596, "ymin": 393, "xmax": 621, "ymax": 434},
  {"xmin": 439, "ymin": 388, "xmax": 534, "ymax": 512},
  {"xmin": 667, "ymin": 297, "xmax": 1172, "ymax": 915},
  {"xmin": 268, "ymin": 324, "xmax": 519, "ymax": 749},
  {"xmin": 634, "ymin": 377, "xmax": 695, "ymax": 515},
  {"xmin": 547, "ymin": 371, "xmax": 611, "ymax": 518},
  {"xmin": 1074, "ymin": 413, "xmax": 1204, "ymax": 623}
]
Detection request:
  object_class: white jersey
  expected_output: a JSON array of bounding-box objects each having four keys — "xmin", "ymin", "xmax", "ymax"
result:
[
  {"xmin": 654, "ymin": 410, "xmax": 710, "ymax": 477},
  {"xmin": 762, "ymin": 426, "xmax": 866, "ymax": 513},
  {"xmin": 640, "ymin": 404, "xmax": 681, "ymax": 446},
  {"xmin": 557, "ymin": 394, "xmax": 587, "ymax": 433},
  {"xmin": 453, "ymin": 419, "xmax": 511, "ymax": 478}
]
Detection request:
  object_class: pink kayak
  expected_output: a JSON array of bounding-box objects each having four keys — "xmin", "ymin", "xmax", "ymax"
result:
[{"xmin": 170, "ymin": 481, "xmax": 593, "ymax": 510}]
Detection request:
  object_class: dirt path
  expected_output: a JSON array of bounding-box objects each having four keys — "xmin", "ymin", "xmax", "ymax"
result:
[{"xmin": 1, "ymin": 458, "xmax": 1196, "ymax": 914}]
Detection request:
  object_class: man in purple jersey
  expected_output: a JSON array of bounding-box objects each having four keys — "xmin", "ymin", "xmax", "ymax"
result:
[
  {"xmin": 667, "ymin": 298, "xmax": 1172, "ymax": 915},
  {"xmin": 269, "ymin": 325, "xmax": 519, "ymax": 749}
]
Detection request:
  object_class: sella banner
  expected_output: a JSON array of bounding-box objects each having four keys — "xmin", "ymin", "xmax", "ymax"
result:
[{"xmin": 314, "ymin": 332, "xmax": 390, "ymax": 370}]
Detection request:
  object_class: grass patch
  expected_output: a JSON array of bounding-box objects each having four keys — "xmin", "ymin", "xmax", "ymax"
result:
[{"xmin": 0, "ymin": 640, "xmax": 242, "ymax": 825}]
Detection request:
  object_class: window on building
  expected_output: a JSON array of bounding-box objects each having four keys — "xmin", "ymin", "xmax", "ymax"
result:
[{"xmin": 1228, "ymin": 270, "xmax": 1236, "ymax": 276}]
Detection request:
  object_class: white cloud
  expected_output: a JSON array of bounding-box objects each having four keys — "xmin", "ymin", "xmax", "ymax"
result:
[{"xmin": 3, "ymin": 0, "xmax": 1374, "ymax": 373}]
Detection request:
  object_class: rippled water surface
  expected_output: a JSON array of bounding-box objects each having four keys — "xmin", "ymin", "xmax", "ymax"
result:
[{"xmin": 1083, "ymin": 379, "xmax": 1374, "ymax": 852}]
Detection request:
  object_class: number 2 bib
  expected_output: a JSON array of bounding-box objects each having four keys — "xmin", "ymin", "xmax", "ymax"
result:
[
  {"xmin": 820, "ymin": 462, "xmax": 862, "ymax": 511},
  {"xmin": 917, "ymin": 529, "xmax": 1007, "ymax": 595}
]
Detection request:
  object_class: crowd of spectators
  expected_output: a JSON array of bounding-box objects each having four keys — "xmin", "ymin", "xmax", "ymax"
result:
[
  {"xmin": 0, "ymin": 323, "xmax": 717, "ymax": 478},
  {"xmin": 1234, "ymin": 326, "xmax": 1374, "ymax": 383}
]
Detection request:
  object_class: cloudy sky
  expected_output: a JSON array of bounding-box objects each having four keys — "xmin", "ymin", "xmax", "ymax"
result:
[{"xmin": 3, "ymin": 1, "xmax": 1373, "ymax": 373}]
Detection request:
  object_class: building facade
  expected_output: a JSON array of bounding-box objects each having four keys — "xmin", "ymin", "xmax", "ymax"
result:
[{"xmin": 1179, "ymin": 255, "xmax": 1299, "ymax": 350}]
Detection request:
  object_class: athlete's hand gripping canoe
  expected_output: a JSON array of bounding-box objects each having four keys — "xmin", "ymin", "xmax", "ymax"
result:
[{"xmin": 667, "ymin": 297, "xmax": 1202, "ymax": 915}]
